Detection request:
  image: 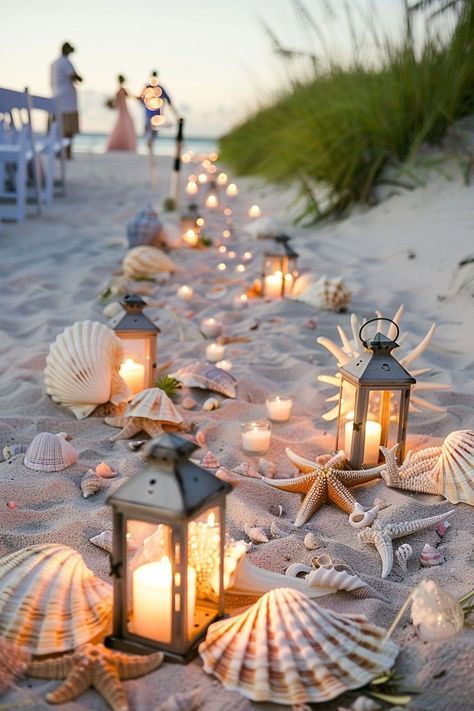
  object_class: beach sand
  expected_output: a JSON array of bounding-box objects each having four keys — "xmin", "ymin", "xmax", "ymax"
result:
[{"xmin": 0, "ymin": 152, "xmax": 473, "ymax": 710}]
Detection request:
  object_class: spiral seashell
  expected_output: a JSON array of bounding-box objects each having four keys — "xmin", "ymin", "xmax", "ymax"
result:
[
  {"xmin": 0, "ymin": 544, "xmax": 112, "ymax": 655},
  {"xmin": 2, "ymin": 443, "xmax": 28, "ymax": 460},
  {"xmin": 258, "ymin": 458, "xmax": 276, "ymax": 478},
  {"xmin": 95, "ymin": 461, "xmax": 116, "ymax": 478},
  {"xmin": 170, "ymin": 363, "xmax": 237, "ymax": 398},
  {"xmin": 420, "ymin": 543, "xmax": 443, "ymax": 567},
  {"xmin": 395, "ymin": 543, "xmax": 413, "ymax": 573},
  {"xmin": 80, "ymin": 470, "xmax": 103, "ymax": 499},
  {"xmin": 24, "ymin": 432, "xmax": 78, "ymax": 472},
  {"xmin": 306, "ymin": 566, "xmax": 371, "ymax": 595},
  {"xmin": 195, "ymin": 430, "xmax": 206, "ymax": 446},
  {"xmin": 285, "ymin": 563, "xmax": 312, "ymax": 578},
  {"xmin": 349, "ymin": 504, "xmax": 379, "ymax": 529},
  {"xmin": 202, "ymin": 397, "xmax": 220, "ymax": 411},
  {"xmin": 199, "ymin": 588, "xmax": 398, "ymax": 704},
  {"xmin": 245, "ymin": 525, "xmax": 269, "ymax": 544},
  {"xmin": 304, "ymin": 533, "xmax": 321, "ymax": 550},
  {"xmin": 232, "ymin": 462, "xmax": 261, "ymax": 479},
  {"xmin": 89, "ymin": 530, "xmax": 137, "ymax": 554},
  {"xmin": 44, "ymin": 321, "xmax": 130, "ymax": 419},
  {"xmin": 122, "ymin": 245, "xmax": 176, "ymax": 279},
  {"xmin": 126, "ymin": 388, "xmax": 183, "ymax": 425},
  {"xmin": 201, "ymin": 451, "xmax": 221, "ymax": 469},
  {"xmin": 295, "ymin": 276, "xmax": 351, "ymax": 312}
]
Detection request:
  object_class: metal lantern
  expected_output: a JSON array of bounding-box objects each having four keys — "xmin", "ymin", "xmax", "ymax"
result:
[
  {"xmin": 335, "ymin": 318, "xmax": 416, "ymax": 469},
  {"xmin": 261, "ymin": 235, "xmax": 299, "ymax": 298},
  {"xmin": 105, "ymin": 433, "xmax": 231, "ymax": 662},
  {"xmin": 112, "ymin": 294, "xmax": 160, "ymax": 396}
]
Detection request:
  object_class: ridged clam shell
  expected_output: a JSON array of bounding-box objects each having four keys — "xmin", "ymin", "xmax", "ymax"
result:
[
  {"xmin": 258, "ymin": 458, "xmax": 276, "ymax": 478},
  {"xmin": 122, "ymin": 245, "xmax": 176, "ymax": 279},
  {"xmin": 44, "ymin": 321, "xmax": 130, "ymax": 419},
  {"xmin": 395, "ymin": 543, "xmax": 413, "ymax": 572},
  {"xmin": 431, "ymin": 430, "xmax": 474, "ymax": 504},
  {"xmin": 24, "ymin": 432, "xmax": 78, "ymax": 472},
  {"xmin": 201, "ymin": 451, "xmax": 221, "ymax": 469},
  {"xmin": 126, "ymin": 388, "xmax": 183, "ymax": 425},
  {"xmin": 296, "ymin": 276, "xmax": 351, "ymax": 312},
  {"xmin": 199, "ymin": 588, "xmax": 398, "ymax": 704},
  {"xmin": 170, "ymin": 363, "xmax": 237, "ymax": 398},
  {"xmin": 420, "ymin": 543, "xmax": 443, "ymax": 567},
  {"xmin": 0, "ymin": 544, "xmax": 112, "ymax": 655},
  {"xmin": 81, "ymin": 470, "xmax": 103, "ymax": 498}
]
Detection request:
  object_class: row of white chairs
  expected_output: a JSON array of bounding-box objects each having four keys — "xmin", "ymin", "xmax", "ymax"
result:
[{"xmin": 0, "ymin": 87, "xmax": 70, "ymax": 224}]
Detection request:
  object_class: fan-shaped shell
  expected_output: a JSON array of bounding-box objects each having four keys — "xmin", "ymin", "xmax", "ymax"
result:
[
  {"xmin": 126, "ymin": 388, "xmax": 183, "ymax": 425},
  {"xmin": 296, "ymin": 276, "xmax": 351, "ymax": 312},
  {"xmin": 430, "ymin": 430, "xmax": 474, "ymax": 504},
  {"xmin": 122, "ymin": 246, "xmax": 176, "ymax": 279},
  {"xmin": 170, "ymin": 363, "xmax": 237, "ymax": 398},
  {"xmin": 24, "ymin": 433, "xmax": 78, "ymax": 472},
  {"xmin": 0, "ymin": 544, "xmax": 112, "ymax": 655},
  {"xmin": 44, "ymin": 321, "xmax": 131, "ymax": 420},
  {"xmin": 199, "ymin": 587, "xmax": 398, "ymax": 704}
]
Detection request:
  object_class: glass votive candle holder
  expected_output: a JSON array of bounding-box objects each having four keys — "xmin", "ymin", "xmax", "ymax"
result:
[
  {"xmin": 206, "ymin": 342, "xmax": 225, "ymax": 362},
  {"xmin": 265, "ymin": 395, "xmax": 293, "ymax": 422},
  {"xmin": 177, "ymin": 285, "xmax": 193, "ymax": 301},
  {"xmin": 201, "ymin": 317, "xmax": 223, "ymax": 338},
  {"xmin": 241, "ymin": 420, "xmax": 272, "ymax": 455}
]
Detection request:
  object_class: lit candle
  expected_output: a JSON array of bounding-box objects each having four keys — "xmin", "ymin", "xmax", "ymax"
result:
[
  {"xmin": 241, "ymin": 421, "xmax": 272, "ymax": 454},
  {"xmin": 132, "ymin": 556, "xmax": 196, "ymax": 642},
  {"xmin": 266, "ymin": 395, "xmax": 293, "ymax": 422},
  {"xmin": 264, "ymin": 271, "xmax": 284, "ymax": 299},
  {"xmin": 223, "ymin": 208, "xmax": 232, "ymax": 216},
  {"xmin": 216, "ymin": 359, "xmax": 232, "ymax": 371},
  {"xmin": 218, "ymin": 245, "xmax": 227, "ymax": 254},
  {"xmin": 206, "ymin": 342, "xmax": 225, "ymax": 362},
  {"xmin": 248, "ymin": 204, "xmax": 261, "ymax": 218},
  {"xmin": 217, "ymin": 172, "xmax": 228, "ymax": 185},
  {"xmin": 217, "ymin": 262, "xmax": 226, "ymax": 271},
  {"xmin": 344, "ymin": 419, "xmax": 382, "ymax": 463},
  {"xmin": 196, "ymin": 217, "xmax": 205, "ymax": 228},
  {"xmin": 201, "ymin": 317, "xmax": 223, "ymax": 338},
  {"xmin": 222, "ymin": 230, "xmax": 231, "ymax": 238},
  {"xmin": 183, "ymin": 229, "xmax": 199, "ymax": 247},
  {"xmin": 205, "ymin": 194, "xmax": 218, "ymax": 209},
  {"xmin": 119, "ymin": 358, "xmax": 145, "ymax": 396},
  {"xmin": 177, "ymin": 285, "xmax": 194, "ymax": 300},
  {"xmin": 226, "ymin": 183, "xmax": 238, "ymax": 197},
  {"xmin": 243, "ymin": 251, "xmax": 253, "ymax": 261},
  {"xmin": 186, "ymin": 181, "xmax": 198, "ymax": 195},
  {"xmin": 233, "ymin": 294, "xmax": 248, "ymax": 310},
  {"xmin": 227, "ymin": 250, "xmax": 236, "ymax": 259},
  {"xmin": 235, "ymin": 264, "xmax": 246, "ymax": 273},
  {"xmin": 198, "ymin": 173, "xmax": 207, "ymax": 184}
]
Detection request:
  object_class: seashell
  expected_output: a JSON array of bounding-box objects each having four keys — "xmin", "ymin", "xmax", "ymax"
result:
[
  {"xmin": 199, "ymin": 588, "xmax": 398, "ymax": 704},
  {"xmin": 24, "ymin": 432, "xmax": 78, "ymax": 472},
  {"xmin": 0, "ymin": 544, "xmax": 112, "ymax": 655},
  {"xmin": 195, "ymin": 430, "xmax": 206, "ymax": 446},
  {"xmin": 304, "ymin": 533, "xmax": 321, "ymax": 550},
  {"xmin": 349, "ymin": 504, "xmax": 379, "ymax": 529},
  {"xmin": 395, "ymin": 543, "xmax": 413, "ymax": 573},
  {"xmin": 122, "ymin": 245, "xmax": 176, "ymax": 279},
  {"xmin": 303, "ymin": 318, "xmax": 317, "ymax": 330},
  {"xmin": 170, "ymin": 363, "xmax": 237, "ymax": 398},
  {"xmin": 89, "ymin": 530, "xmax": 137, "ymax": 554},
  {"xmin": 270, "ymin": 520, "xmax": 291, "ymax": 538},
  {"xmin": 202, "ymin": 397, "xmax": 220, "ymax": 411},
  {"xmin": 420, "ymin": 543, "xmax": 443, "ymax": 567},
  {"xmin": 232, "ymin": 462, "xmax": 261, "ymax": 479},
  {"xmin": 269, "ymin": 504, "xmax": 284, "ymax": 517},
  {"xmin": 311, "ymin": 553, "xmax": 333, "ymax": 569},
  {"xmin": 245, "ymin": 525, "xmax": 269, "ymax": 544},
  {"xmin": 158, "ymin": 687, "xmax": 204, "ymax": 711},
  {"xmin": 306, "ymin": 567, "xmax": 373, "ymax": 596},
  {"xmin": 44, "ymin": 321, "xmax": 130, "ymax": 419},
  {"xmin": 296, "ymin": 275, "xmax": 351, "ymax": 312},
  {"xmin": 215, "ymin": 467, "xmax": 239, "ymax": 485},
  {"xmin": 81, "ymin": 470, "xmax": 103, "ymax": 498},
  {"xmin": 7, "ymin": 501, "xmax": 16, "ymax": 510},
  {"xmin": 3, "ymin": 443, "xmax": 28, "ymax": 460},
  {"xmin": 351, "ymin": 696, "xmax": 382, "ymax": 711},
  {"xmin": 95, "ymin": 461, "xmax": 116, "ymax": 478},
  {"xmin": 258, "ymin": 458, "xmax": 276, "ymax": 478},
  {"xmin": 201, "ymin": 451, "xmax": 221, "ymax": 469},
  {"xmin": 411, "ymin": 579, "xmax": 464, "ymax": 642},
  {"xmin": 437, "ymin": 520, "xmax": 451, "ymax": 536},
  {"xmin": 431, "ymin": 430, "xmax": 474, "ymax": 504},
  {"xmin": 102, "ymin": 301, "xmax": 122, "ymax": 319},
  {"xmin": 286, "ymin": 563, "xmax": 312, "ymax": 578},
  {"xmin": 126, "ymin": 387, "xmax": 183, "ymax": 425},
  {"xmin": 374, "ymin": 497, "xmax": 390, "ymax": 510},
  {"xmin": 181, "ymin": 396, "xmax": 197, "ymax": 410}
]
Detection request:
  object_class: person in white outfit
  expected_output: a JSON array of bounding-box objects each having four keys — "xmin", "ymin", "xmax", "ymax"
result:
[{"xmin": 50, "ymin": 42, "xmax": 82, "ymax": 158}]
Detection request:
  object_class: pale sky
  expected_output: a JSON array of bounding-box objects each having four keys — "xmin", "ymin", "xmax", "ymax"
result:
[{"xmin": 1, "ymin": 1, "xmax": 413, "ymax": 137}]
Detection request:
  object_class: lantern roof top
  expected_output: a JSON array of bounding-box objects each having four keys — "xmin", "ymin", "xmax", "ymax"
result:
[
  {"xmin": 111, "ymin": 294, "xmax": 160, "ymax": 334},
  {"xmin": 340, "ymin": 331, "xmax": 416, "ymax": 385},
  {"xmin": 265, "ymin": 234, "xmax": 299, "ymax": 259},
  {"xmin": 106, "ymin": 432, "xmax": 230, "ymax": 518}
]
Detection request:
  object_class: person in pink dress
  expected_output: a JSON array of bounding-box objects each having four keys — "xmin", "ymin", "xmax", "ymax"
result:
[{"xmin": 106, "ymin": 75, "xmax": 137, "ymax": 152}]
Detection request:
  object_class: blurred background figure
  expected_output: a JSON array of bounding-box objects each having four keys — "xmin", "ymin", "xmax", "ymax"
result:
[
  {"xmin": 50, "ymin": 41, "xmax": 82, "ymax": 159},
  {"xmin": 106, "ymin": 74, "xmax": 136, "ymax": 152},
  {"xmin": 139, "ymin": 69, "xmax": 178, "ymax": 154}
]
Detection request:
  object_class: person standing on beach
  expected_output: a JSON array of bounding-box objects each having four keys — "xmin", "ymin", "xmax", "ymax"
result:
[
  {"xmin": 50, "ymin": 42, "xmax": 82, "ymax": 159},
  {"xmin": 139, "ymin": 70, "xmax": 179, "ymax": 154},
  {"xmin": 106, "ymin": 75, "xmax": 137, "ymax": 152}
]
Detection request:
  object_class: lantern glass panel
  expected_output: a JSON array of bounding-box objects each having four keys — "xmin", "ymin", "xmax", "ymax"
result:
[
  {"xmin": 368, "ymin": 389, "xmax": 402, "ymax": 459},
  {"xmin": 119, "ymin": 336, "xmax": 153, "ymax": 394},
  {"xmin": 336, "ymin": 379, "xmax": 357, "ymax": 453},
  {"xmin": 187, "ymin": 506, "xmax": 221, "ymax": 642},
  {"xmin": 126, "ymin": 520, "xmax": 173, "ymax": 644}
]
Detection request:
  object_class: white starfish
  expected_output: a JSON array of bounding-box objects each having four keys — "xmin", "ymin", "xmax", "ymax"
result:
[{"xmin": 358, "ymin": 509, "xmax": 455, "ymax": 578}]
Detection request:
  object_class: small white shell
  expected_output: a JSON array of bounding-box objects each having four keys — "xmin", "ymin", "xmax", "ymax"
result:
[
  {"xmin": 349, "ymin": 504, "xmax": 379, "ymax": 529},
  {"xmin": 351, "ymin": 696, "xmax": 382, "ymax": 711},
  {"xmin": 395, "ymin": 543, "xmax": 413, "ymax": 573},
  {"xmin": 170, "ymin": 363, "xmax": 237, "ymax": 399},
  {"xmin": 3, "ymin": 443, "xmax": 28, "ymax": 460},
  {"xmin": 103, "ymin": 301, "xmax": 122, "ymax": 319},
  {"xmin": 245, "ymin": 525, "xmax": 269, "ymax": 544},
  {"xmin": 270, "ymin": 521, "xmax": 291, "ymax": 538},
  {"xmin": 90, "ymin": 530, "xmax": 137, "ymax": 554},
  {"xmin": 296, "ymin": 276, "xmax": 351, "ymax": 312},
  {"xmin": 258, "ymin": 458, "xmax": 276, "ymax": 478},
  {"xmin": 201, "ymin": 451, "xmax": 221, "ymax": 469},
  {"xmin": 122, "ymin": 245, "xmax": 176, "ymax": 279},
  {"xmin": 202, "ymin": 397, "xmax": 220, "ymax": 411},
  {"xmin": 24, "ymin": 432, "xmax": 78, "ymax": 472},
  {"xmin": 233, "ymin": 462, "xmax": 261, "ymax": 479},
  {"xmin": 286, "ymin": 563, "xmax": 312, "ymax": 578},
  {"xmin": 304, "ymin": 533, "xmax": 321, "ymax": 550},
  {"xmin": 80, "ymin": 470, "xmax": 103, "ymax": 499},
  {"xmin": 420, "ymin": 543, "xmax": 443, "ymax": 567}
]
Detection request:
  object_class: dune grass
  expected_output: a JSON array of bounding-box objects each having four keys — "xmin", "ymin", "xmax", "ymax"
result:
[{"xmin": 219, "ymin": 1, "xmax": 474, "ymax": 221}]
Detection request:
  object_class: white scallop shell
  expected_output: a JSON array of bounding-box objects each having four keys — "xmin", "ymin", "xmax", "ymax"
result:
[
  {"xmin": 24, "ymin": 432, "xmax": 78, "ymax": 472},
  {"xmin": 419, "ymin": 543, "xmax": 443, "ymax": 567},
  {"xmin": 296, "ymin": 276, "xmax": 351, "ymax": 312},
  {"xmin": 0, "ymin": 544, "xmax": 112, "ymax": 655},
  {"xmin": 395, "ymin": 543, "xmax": 413, "ymax": 573},
  {"xmin": 170, "ymin": 363, "xmax": 237, "ymax": 398},
  {"xmin": 44, "ymin": 321, "xmax": 131, "ymax": 419},
  {"xmin": 126, "ymin": 388, "xmax": 183, "ymax": 425},
  {"xmin": 430, "ymin": 430, "xmax": 474, "ymax": 504},
  {"xmin": 122, "ymin": 245, "xmax": 177, "ymax": 279},
  {"xmin": 199, "ymin": 588, "xmax": 398, "ymax": 704}
]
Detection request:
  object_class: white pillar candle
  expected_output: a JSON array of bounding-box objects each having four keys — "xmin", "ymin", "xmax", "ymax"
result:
[
  {"xmin": 201, "ymin": 317, "xmax": 223, "ymax": 338},
  {"xmin": 206, "ymin": 342, "xmax": 225, "ymax": 362},
  {"xmin": 344, "ymin": 419, "xmax": 382, "ymax": 463},
  {"xmin": 183, "ymin": 229, "xmax": 199, "ymax": 247},
  {"xmin": 266, "ymin": 395, "xmax": 293, "ymax": 422},
  {"xmin": 177, "ymin": 285, "xmax": 194, "ymax": 301},
  {"xmin": 264, "ymin": 272, "xmax": 284, "ymax": 299},
  {"xmin": 119, "ymin": 358, "xmax": 145, "ymax": 396},
  {"xmin": 241, "ymin": 421, "xmax": 272, "ymax": 454},
  {"xmin": 132, "ymin": 556, "xmax": 172, "ymax": 642}
]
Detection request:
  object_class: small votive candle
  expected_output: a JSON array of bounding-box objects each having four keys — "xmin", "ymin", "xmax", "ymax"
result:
[
  {"xmin": 233, "ymin": 293, "xmax": 248, "ymax": 310},
  {"xmin": 248, "ymin": 204, "xmax": 261, "ymax": 218},
  {"xmin": 216, "ymin": 359, "xmax": 232, "ymax": 371},
  {"xmin": 266, "ymin": 395, "xmax": 293, "ymax": 422},
  {"xmin": 226, "ymin": 183, "xmax": 239, "ymax": 196},
  {"xmin": 206, "ymin": 342, "xmax": 225, "ymax": 362},
  {"xmin": 205, "ymin": 194, "xmax": 218, "ymax": 209},
  {"xmin": 217, "ymin": 172, "xmax": 228, "ymax": 185},
  {"xmin": 217, "ymin": 262, "xmax": 226, "ymax": 271},
  {"xmin": 198, "ymin": 173, "xmax": 207, "ymax": 184},
  {"xmin": 222, "ymin": 229, "xmax": 231, "ymax": 238},
  {"xmin": 177, "ymin": 284, "xmax": 194, "ymax": 300},
  {"xmin": 241, "ymin": 420, "xmax": 272, "ymax": 454},
  {"xmin": 218, "ymin": 245, "xmax": 227, "ymax": 253},
  {"xmin": 186, "ymin": 181, "xmax": 198, "ymax": 195},
  {"xmin": 235, "ymin": 264, "xmax": 246, "ymax": 273},
  {"xmin": 183, "ymin": 229, "xmax": 199, "ymax": 247},
  {"xmin": 201, "ymin": 317, "xmax": 223, "ymax": 338},
  {"xmin": 243, "ymin": 251, "xmax": 253, "ymax": 261},
  {"xmin": 196, "ymin": 217, "xmax": 205, "ymax": 227},
  {"xmin": 227, "ymin": 250, "xmax": 236, "ymax": 259}
]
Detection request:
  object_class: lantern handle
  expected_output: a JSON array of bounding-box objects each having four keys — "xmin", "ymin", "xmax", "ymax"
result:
[{"xmin": 359, "ymin": 318, "xmax": 399, "ymax": 347}]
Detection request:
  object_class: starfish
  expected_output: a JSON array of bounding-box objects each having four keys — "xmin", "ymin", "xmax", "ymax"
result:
[
  {"xmin": 27, "ymin": 642, "xmax": 164, "ymax": 711},
  {"xmin": 358, "ymin": 509, "xmax": 455, "ymax": 578},
  {"xmin": 262, "ymin": 447, "xmax": 390, "ymax": 527},
  {"xmin": 380, "ymin": 443, "xmax": 440, "ymax": 495},
  {"xmin": 104, "ymin": 415, "xmax": 165, "ymax": 441}
]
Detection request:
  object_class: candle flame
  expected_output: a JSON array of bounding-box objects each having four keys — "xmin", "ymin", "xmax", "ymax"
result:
[{"xmin": 207, "ymin": 512, "xmax": 215, "ymax": 527}]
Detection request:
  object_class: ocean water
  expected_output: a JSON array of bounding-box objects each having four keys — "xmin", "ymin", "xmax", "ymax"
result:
[{"xmin": 74, "ymin": 133, "xmax": 217, "ymax": 157}]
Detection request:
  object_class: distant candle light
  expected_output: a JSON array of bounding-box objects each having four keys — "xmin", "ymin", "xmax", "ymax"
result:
[
  {"xmin": 226, "ymin": 183, "xmax": 238, "ymax": 197},
  {"xmin": 222, "ymin": 230, "xmax": 231, "ymax": 238},
  {"xmin": 236, "ymin": 264, "xmax": 246, "ymax": 273},
  {"xmin": 205, "ymin": 194, "xmax": 218, "ymax": 209},
  {"xmin": 217, "ymin": 172, "xmax": 228, "ymax": 185},
  {"xmin": 198, "ymin": 173, "xmax": 207, "ymax": 184},
  {"xmin": 186, "ymin": 181, "xmax": 198, "ymax": 195},
  {"xmin": 224, "ymin": 208, "xmax": 232, "ymax": 216},
  {"xmin": 248, "ymin": 204, "xmax": 261, "ymax": 218},
  {"xmin": 217, "ymin": 262, "xmax": 226, "ymax": 271},
  {"xmin": 177, "ymin": 285, "xmax": 194, "ymax": 300}
]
